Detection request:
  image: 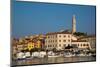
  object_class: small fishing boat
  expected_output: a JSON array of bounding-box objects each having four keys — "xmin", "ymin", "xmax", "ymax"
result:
[
  {"xmin": 16, "ymin": 52, "xmax": 26, "ymax": 60},
  {"xmin": 24, "ymin": 52, "xmax": 31, "ymax": 58},
  {"xmin": 64, "ymin": 53, "xmax": 72, "ymax": 57},
  {"xmin": 38, "ymin": 51, "xmax": 46, "ymax": 58},
  {"xmin": 32, "ymin": 52, "xmax": 40, "ymax": 58}
]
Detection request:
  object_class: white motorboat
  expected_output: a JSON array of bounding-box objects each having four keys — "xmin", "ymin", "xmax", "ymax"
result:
[
  {"xmin": 38, "ymin": 51, "xmax": 46, "ymax": 58},
  {"xmin": 32, "ymin": 52, "xmax": 40, "ymax": 58},
  {"xmin": 24, "ymin": 52, "xmax": 31, "ymax": 58},
  {"xmin": 71, "ymin": 54, "xmax": 76, "ymax": 57},
  {"xmin": 47, "ymin": 51, "xmax": 55, "ymax": 55},
  {"xmin": 64, "ymin": 54, "xmax": 72, "ymax": 57},
  {"xmin": 86, "ymin": 53, "xmax": 92, "ymax": 56},
  {"xmin": 77, "ymin": 53, "xmax": 86, "ymax": 56},
  {"xmin": 47, "ymin": 51, "xmax": 61, "ymax": 57},
  {"xmin": 16, "ymin": 52, "xmax": 26, "ymax": 60},
  {"xmin": 48, "ymin": 55, "xmax": 60, "ymax": 58},
  {"xmin": 64, "ymin": 53, "xmax": 72, "ymax": 57}
]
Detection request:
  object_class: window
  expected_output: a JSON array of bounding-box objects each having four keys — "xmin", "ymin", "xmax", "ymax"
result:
[
  {"xmin": 59, "ymin": 40, "xmax": 61, "ymax": 42},
  {"xmin": 48, "ymin": 40, "xmax": 50, "ymax": 43},
  {"xmin": 55, "ymin": 44, "xmax": 57, "ymax": 47},
  {"xmin": 53, "ymin": 45, "xmax": 55, "ymax": 47},
  {"xmin": 48, "ymin": 36, "xmax": 50, "ymax": 38},
  {"xmin": 83, "ymin": 44, "xmax": 85, "ymax": 46},
  {"xmin": 64, "ymin": 44, "xmax": 66, "ymax": 47},
  {"xmin": 59, "ymin": 44, "xmax": 61, "ymax": 47},
  {"xmin": 59, "ymin": 35, "xmax": 61, "ymax": 37},
  {"xmin": 63, "ymin": 40, "xmax": 66, "ymax": 42},
  {"xmin": 55, "ymin": 40, "xmax": 57, "ymax": 42},
  {"xmin": 50, "ymin": 45, "xmax": 52, "ymax": 47},
  {"xmin": 64, "ymin": 35, "xmax": 66, "ymax": 37},
  {"xmin": 51, "ymin": 40, "xmax": 52, "ymax": 43},
  {"xmin": 49, "ymin": 45, "xmax": 50, "ymax": 47},
  {"xmin": 78, "ymin": 44, "xmax": 79, "ymax": 46},
  {"xmin": 68, "ymin": 40, "xmax": 70, "ymax": 42},
  {"xmin": 86, "ymin": 44, "xmax": 88, "ymax": 46},
  {"xmin": 55, "ymin": 35, "xmax": 57, "ymax": 38},
  {"xmin": 52, "ymin": 40, "xmax": 54, "ymax": 42},
  {"xmin": 68, "ymin": 35, "xmax": 70, "ymax": 38}
]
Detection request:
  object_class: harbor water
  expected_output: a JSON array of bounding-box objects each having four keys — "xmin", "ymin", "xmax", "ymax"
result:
[{"xmin": 12, "ymin": 56, "xmax": 96, "ymax": 66}]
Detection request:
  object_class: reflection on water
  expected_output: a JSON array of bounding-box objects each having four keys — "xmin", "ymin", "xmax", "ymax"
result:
[{"xmin": 13, "ymin": 56, "xmax": 96, "ymax": 66}]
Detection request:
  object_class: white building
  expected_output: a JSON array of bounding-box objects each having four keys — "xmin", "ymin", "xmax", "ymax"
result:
[
  {"xmin": 72, "ymin": 40, "xmax": 91, "ymax": 49},
  {"xmin": 78, "ymin": 35, "xmax": 96, "ymax": 49},
  {"xmin": 45, "ymin": 15, "xmax": 91, "ymax": 51},
  {"xmin": 45, "ymin": 31, "xmax": 91, "ymax": 50}
]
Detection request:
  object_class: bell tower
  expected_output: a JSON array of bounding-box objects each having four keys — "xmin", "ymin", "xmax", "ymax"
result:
[{"xmin": 72, "ymin": 15, "xmax": 76, "ymax": 33}]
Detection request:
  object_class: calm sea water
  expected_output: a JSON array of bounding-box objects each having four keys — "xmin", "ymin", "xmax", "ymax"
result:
[{"xmin": 12, "ymin": 56, "xmax": 96, "ymax": 66}]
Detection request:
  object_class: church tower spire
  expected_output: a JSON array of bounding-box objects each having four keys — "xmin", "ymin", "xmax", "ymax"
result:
[{"xmin": 72, "ymin": 15, "xmax": 76, "ymax": 34}]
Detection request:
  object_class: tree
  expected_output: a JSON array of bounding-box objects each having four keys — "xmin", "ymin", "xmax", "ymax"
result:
[
  {"xmin": 73, "ymin": 32, "xmax": 87, "ymax": 36},
  {"xmin": 52, "ymin": 48, "xmax": 57, "ymax": 52}
]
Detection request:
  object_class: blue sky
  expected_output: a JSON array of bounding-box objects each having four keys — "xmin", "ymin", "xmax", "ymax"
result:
[{"xmin": 12, "ymin": 1, "xmax": 96, "ymax": 38}]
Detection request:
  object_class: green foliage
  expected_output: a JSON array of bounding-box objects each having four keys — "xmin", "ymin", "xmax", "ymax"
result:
[
  {"xmin": 52, "ymin": 48, "xmax": 57, "ymax": 52},
  {"xmin": 73, "ymin": 32, "xmax": 87, "ymax": 36}
]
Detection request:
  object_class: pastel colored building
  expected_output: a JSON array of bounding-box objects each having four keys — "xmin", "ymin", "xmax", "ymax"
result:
[
  {"xmin": 27, "ymin": 42, "xmax": 34, "ymax": 51},
  {"xmin": 45, "ymin": 31, "xmax": 91, "ymax": 50}
]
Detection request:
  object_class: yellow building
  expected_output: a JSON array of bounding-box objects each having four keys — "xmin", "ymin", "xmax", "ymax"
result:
[
  {"xmin": 27, "ymin": 42, "xmax": 34, "ymax": 51},
  {"xmin": 36, "ymin": 40, "xmax": 41, "ymax": 48}
]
